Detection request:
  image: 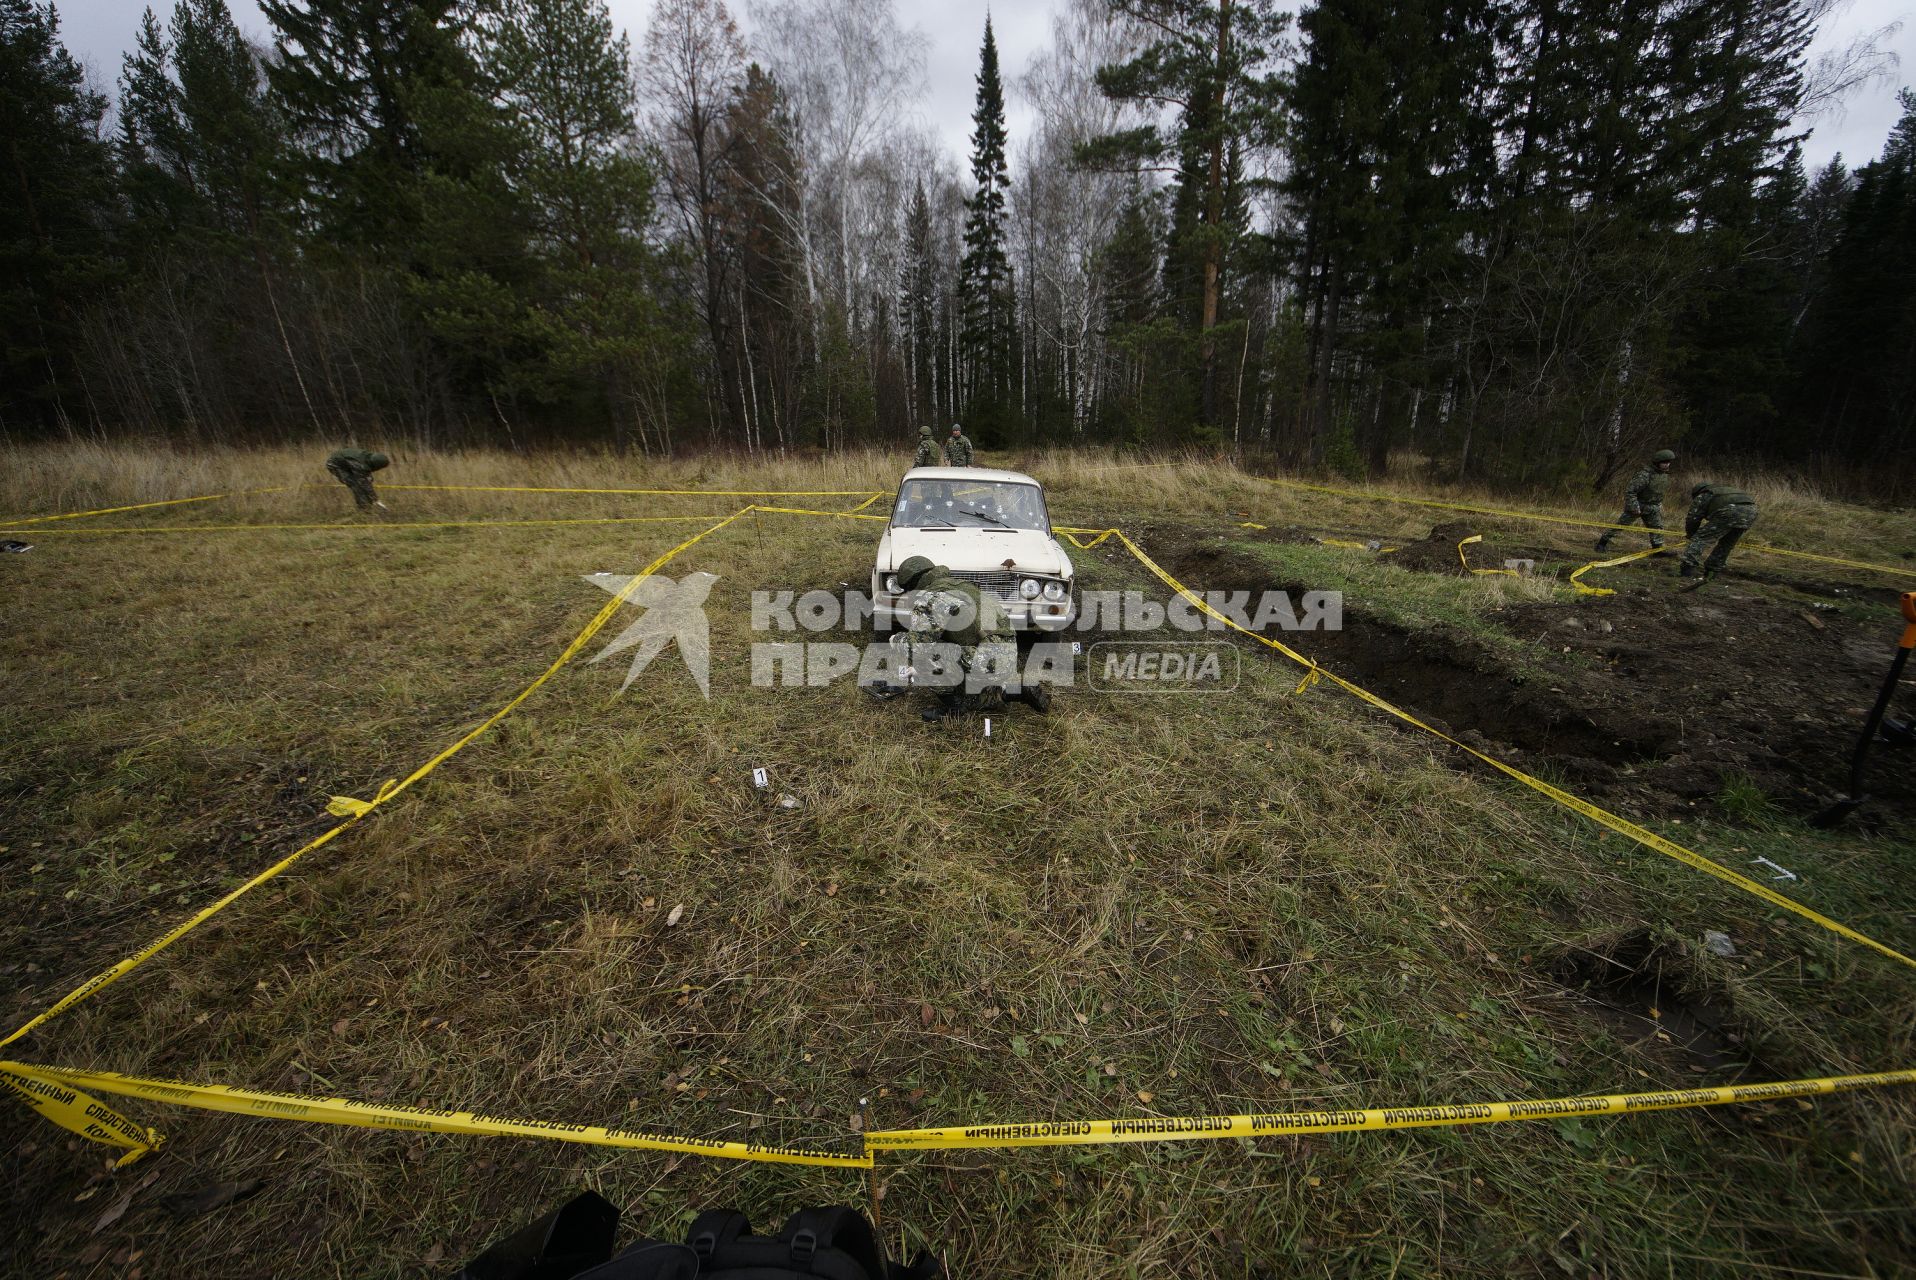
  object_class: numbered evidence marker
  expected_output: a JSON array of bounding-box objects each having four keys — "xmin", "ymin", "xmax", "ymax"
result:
[{"xmin": 752, "ymin": 767, "xmax": 769, "ymax": 789}]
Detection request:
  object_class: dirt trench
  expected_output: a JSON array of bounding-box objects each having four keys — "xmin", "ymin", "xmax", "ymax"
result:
[{"xmin": 1141, "ymin": 528, "xmax": 1916, "ymax": 827}]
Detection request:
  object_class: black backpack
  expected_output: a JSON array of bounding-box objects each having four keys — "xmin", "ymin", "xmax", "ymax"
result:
[
  {"xmin": 581, "ymin": 1207, "xmax": 941, "ymax": 1280},
  {"xmin": 456, "ymin": 1195, "xmax": 942, "ymax": 1280}
]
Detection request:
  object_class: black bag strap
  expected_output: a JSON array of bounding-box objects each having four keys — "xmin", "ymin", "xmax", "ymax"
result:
[
  {"xmin": 685, "ymin": 1211, "xmax": 754, "ymax": 1263},
  {"xmin": 778, "ymin": 1207, "xmax": 887, "ymax": 1279}
]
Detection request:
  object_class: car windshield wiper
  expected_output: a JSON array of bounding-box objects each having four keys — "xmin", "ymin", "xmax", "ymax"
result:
[{"xmin": 958, "ymin": 508, "xmax": 1010, "ymax": 527}]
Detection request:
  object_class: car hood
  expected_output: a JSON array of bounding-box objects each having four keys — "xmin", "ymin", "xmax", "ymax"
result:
[{"xmin": 885, "ymin": 526, "xmax": 1071, "ymax": 578}]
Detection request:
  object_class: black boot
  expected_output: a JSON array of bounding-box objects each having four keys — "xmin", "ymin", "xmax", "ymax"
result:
[
  {"xmin": 1677, "ymin": 564, "xmax": 1697, "ymax": 579},
  {"xmin": 1019, "ymin": 683, "xmax": 1052, "ymax": 715}
]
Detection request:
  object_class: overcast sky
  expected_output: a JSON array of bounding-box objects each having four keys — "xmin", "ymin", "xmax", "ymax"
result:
[{"xmin": 48, "ymin": 0, "xmax": 1916, "ymax": 174}]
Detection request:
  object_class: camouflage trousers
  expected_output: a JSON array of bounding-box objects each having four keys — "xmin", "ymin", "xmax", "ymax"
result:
[
  {"xmin": 1680, "ymin": 508, "xmax": 1758, "ymax": 575},
  {"xmin": 926, "ymin": 638, "xmax": 1018, "ymax": 712},
  {"xmin": 326, "ymin": 460, "xmax": 379, "ymax": 509},
  {"xmin": 1595, "ymin": 503, "xmax": 1663, "ymax": 551}
]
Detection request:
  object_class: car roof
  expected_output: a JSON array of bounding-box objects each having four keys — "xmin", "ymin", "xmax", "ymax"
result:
[{"xmin": 901, "ymin": 466, "xmax": 1043, "ymax": 486}]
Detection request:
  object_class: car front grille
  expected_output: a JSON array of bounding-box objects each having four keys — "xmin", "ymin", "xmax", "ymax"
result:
[{"xmin": 948, "ymin": 570, "xmax": 1023, "ymax": 603}]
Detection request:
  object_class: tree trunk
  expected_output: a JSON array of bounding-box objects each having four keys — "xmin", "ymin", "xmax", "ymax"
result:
[{"xmin": 1198, "ymin": 0, "xmax": 1233, "ymax": 429}]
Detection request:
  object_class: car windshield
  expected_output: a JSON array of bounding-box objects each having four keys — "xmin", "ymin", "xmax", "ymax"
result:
[{"xmin": 891, "ymin": 479, "xmax": 1047, "ymax": 530}]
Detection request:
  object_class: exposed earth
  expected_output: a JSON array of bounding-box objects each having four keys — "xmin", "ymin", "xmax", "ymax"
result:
[{"xmin": 1124, "ymin": 520, "xmax": 1916, "ymax": 829}]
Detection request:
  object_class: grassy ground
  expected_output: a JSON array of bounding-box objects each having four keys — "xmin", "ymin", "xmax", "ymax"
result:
[{"xmin": 2, "ymin": 444, "xmax": 1913, "ymax": 1278}]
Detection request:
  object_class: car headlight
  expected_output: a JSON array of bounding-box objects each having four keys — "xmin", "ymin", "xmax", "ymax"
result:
[
  {"xmin": 885, "ymin": 574, "xmax": 901, "ymax": 594},
  {"xmin": 1042, "ymin": 579, "xmax": 1067, "ymax": 601},
  {"xmin": 1019, "ymin": 578, "xmax": 1041, "ymax": 599}
]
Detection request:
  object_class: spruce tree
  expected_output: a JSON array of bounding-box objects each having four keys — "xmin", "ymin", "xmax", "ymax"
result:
[
  {"xmin": 260, "ymin": 0, "xmax": 484, "ymax": 254},
  {"xmin": 0, "ymin": 0, "xmax": 117, "ymax": 431},
  {"xmin": 1283, "ymin": 0, "xmax": 1496, "ymax": 470},
  {"xmin": 117, "ymin": 8, "xmax": 193, "ymax": 248},
  {"xmin": 900, "ymin": 178, "xmax": 937, "ymax": 422},
  {"xmin": 959, "ymin": 17, "xmax": 1016, "ymax": 435},
  {"xmin": 1793, "ymin": 91, "xmax": 1916, "ymax": 466}
]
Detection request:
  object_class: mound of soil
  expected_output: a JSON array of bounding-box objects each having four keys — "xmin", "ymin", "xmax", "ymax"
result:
[{"xmin": 1385, "ymin": 520, "xmax": 1524, "ymax": 576}]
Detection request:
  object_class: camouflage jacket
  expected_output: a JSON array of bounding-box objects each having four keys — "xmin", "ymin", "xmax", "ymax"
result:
[
  {"xmin": 944, "ymin": 434, "xmax": 974, "ymax": 466},
  {"xmin": 328, "ymin": 448, "xmax": 388, "ymax": 475},
  {"xmin": 1685, "ymin": 488, "xmax": 1757, "ymax": 534},
  {"xmin": 913, "ymin": 439, "xmax": 938, "ymax": 467},
  {"xmin": 1621, "ymin": 466, "xmax": 1669, "ymax": 514},
  {"xmin": 907, "ymin": 567, "xmax": 1010, "ymax": 648}
]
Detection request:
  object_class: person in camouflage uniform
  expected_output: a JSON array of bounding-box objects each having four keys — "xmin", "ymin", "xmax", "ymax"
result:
[
  {"xmin": 1594, "ymin": 448, "xmax": 1675, "ymax": 552},
  {"xmin": 894, "ymin": 555, "xmax": 1047, "ymax": 720},
  {"xmin": 912, "ymin": 425, "xmax": 938, "ymax": 468},
  {"xmin": 1679, "ymin": 481, "xmax": 1759, "ymax": 579},
  {"xmin": 944, "ymin": 424, "xmax": 974, "ymax": 467},
  {"xmin": 326, "ymin": 447, "xmax": 390, "ymax": 510}
]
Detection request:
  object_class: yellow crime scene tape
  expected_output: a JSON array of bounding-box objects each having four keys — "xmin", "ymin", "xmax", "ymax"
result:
[
  {"xmin": 2, "ymin": 508, "xmax": 753, "ymax": 1057},
  {"xmin": 1569, "ymin": 543, "xmax": 1672, "ymax": 595},
  {"xmin": 8, "ymin": 502, "xmax": 1912, "ymax": 1175},
  {"xmin": 381, "ymin": 484, "xmax": 883, "ymax": 497},
  {"xmin": 0, "ymin": 515, "xmax": 735, "ymax": 537},
  {"xmin": 1457, "ymin": 533, "xmax": 1519, "ymax": 577},
  {"xmin": 1107, "ymin": 529, "xmax": 1916, "ymax": 971},
  {"xmin": 1258, "ymin": 476, "xmax": 1915, "ymax": 581},
  {"xmin": 1319, "ymin": 537, "xmax": 1401, "ymax": 552},
  {"xmin": 0, "ymin": 1063, "xmax": 867, "ymax": 1168},
  {"xmin": 866, "ymin": 1069, "xmax": 1916, "ymax": 1152},
  {"xmin": 0, "ymin": 1065, "xmax": 164, "ymax": 1167},
  {"xmin": 1, "ymin": 487, "xmax": 293, "ymax": 527},
  {"xmin": 750, "ymin": 504, "xmax": 888, "ymax": 522}
]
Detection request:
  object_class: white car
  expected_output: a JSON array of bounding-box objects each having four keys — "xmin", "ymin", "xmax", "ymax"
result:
[{"xmin": 872, "ymin": 466, "xmax": 1076, "ymax": 633}]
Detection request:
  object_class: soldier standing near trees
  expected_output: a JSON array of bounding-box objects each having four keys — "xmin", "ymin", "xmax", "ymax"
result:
[
  {"xmin": 913, "ymin": 425, "xmax": 938, "ymax": 468},
  {"xmin": 944, "ymin": 424, "xmax": 974, "ymax": 467},
  {"xmin": 325, "ymin": 447, "xmax": 390, "ymax": 511},
  {"xmin": 1595, "ymin": 449, "xmax": 1676, "ymax": 553}
]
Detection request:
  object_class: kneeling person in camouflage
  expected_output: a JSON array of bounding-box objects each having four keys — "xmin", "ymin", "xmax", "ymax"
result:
[
  {"xmin": 1680, "ymin": 481, "xmax": 1758, "ymax": 579},
  {"xmin": 326, "ymin": 447, "xmax": 390, "ymax": 510},
  {"xmin": 1595, "ymin": 449, "xmax": 1675, "ymax": 552},
  {"xmin": 894, "ymin": 555, "xmax": 1047, "ymax": 721}
]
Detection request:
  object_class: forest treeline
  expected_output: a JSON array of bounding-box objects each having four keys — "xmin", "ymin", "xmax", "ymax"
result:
[{"xmin": 2, "ymin": 0, "xmax": 1912, "ymax": 492}]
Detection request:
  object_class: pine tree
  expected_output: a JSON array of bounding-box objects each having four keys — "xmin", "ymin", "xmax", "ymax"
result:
[
  {"xmin": 0, "ymin": 0, "xmax": 117, "ymax": 431},
  {"xmin": 1078, "ymin": 0, "xmax": 1286, "ymax": 433},
  {"xmin": 414, "ymin": 0, "xmax": 675, "ymax": 441},
  {"xmin": 959, "ymin": 17, "xmax": 1016, "ymax": 436}
]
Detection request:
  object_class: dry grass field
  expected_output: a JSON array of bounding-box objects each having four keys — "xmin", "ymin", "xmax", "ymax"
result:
[{"xmin": 2, "ymin": 442, "xmax": 1913, "ymax": 1278}]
